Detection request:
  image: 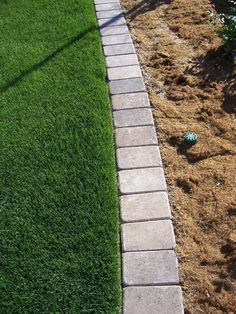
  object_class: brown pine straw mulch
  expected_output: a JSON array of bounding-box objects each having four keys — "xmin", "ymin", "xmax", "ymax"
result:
[{"xmin": 120, "ymin": 0, "xmax": 236, "ymax": 313}]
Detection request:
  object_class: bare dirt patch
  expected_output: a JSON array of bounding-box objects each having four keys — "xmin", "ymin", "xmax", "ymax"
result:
[{"xmin": 120, "ymin": 0, "xmax": 236, "ymax": 312}]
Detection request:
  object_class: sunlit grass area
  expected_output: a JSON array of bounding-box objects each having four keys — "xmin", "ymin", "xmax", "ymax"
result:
[{"xmin": 0, "ymin": 1, "xmax": 120, "ymax": 313}]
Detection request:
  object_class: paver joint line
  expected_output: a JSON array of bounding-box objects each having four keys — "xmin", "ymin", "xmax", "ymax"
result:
[
  {"xmin": 104, "ymin": 43, "xmax": 135, "ymax": 56},
  {"xmin": 112, "ymin": 92, "xmax": 150, "ymax": 110},
  {"xmin": 96, "ymin": 10, "xmax": 123, "ymax": 19},
  {"xmin": 100, "ymin": 25, "xmax": 129, "ymax": 37},
  {"xmin": 95, "ymin": 3, "xmax": 121, "ymax": 12},
  {"xmin": 121, "ymin": 220, "xmax": 176, "ymax": 252},
  {"xmin": 122, "ymin": 250, "xmax": 179, "ymax": 286},
  {"xmin": 101, "ymin": 33, "xmax": 132, "ymax": 46},
  {"xmin": 123, "ymin": 286, "xmax": 184, "ymax": 314},
  {"xmin": 93, "ymin": 0, "xmax": 184, "ymax": 313},
  {"xmin": 120, "ymin": 192, "xmax": 171, "ymax": 222},
  {"xmin": 106, "ymin": 54, "xmax": 139, "ymax": 68},
  {"xmin": 113, "ymin": 108, "xmax": 154, "ymax": 127},
  {"xmin": 118, "ymin": 167, "xmax": 167, "ymax": 195},
  {"xmin": 115, "ymin": 126, "xmax": 158, "ymax": 148}
]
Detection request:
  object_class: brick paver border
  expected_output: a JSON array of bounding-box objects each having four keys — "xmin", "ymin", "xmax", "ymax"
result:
[{"xmin": 93, "ymin": 0, "xmax": 184, "ymax": 312}]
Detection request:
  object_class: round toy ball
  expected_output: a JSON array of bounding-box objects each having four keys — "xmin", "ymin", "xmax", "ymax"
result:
[{"xmin": 184, "ymin": 132, "xmax": 198, "ymax": 145}]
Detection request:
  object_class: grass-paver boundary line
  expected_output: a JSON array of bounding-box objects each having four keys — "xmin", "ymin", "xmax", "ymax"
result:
[{"xmin": 93, "ymin": 0, "xmax": 184, "ymax": 312}]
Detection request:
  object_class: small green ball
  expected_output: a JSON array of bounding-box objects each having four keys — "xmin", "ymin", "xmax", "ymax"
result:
[{"xmin": 184, "ymin": 132, "xmax": 198, "ymax": 145}]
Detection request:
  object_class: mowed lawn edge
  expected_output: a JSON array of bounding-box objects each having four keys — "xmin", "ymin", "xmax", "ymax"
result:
[{"xmin": 0, "ymin": 0, "xmax": 121, "ymax": 313}]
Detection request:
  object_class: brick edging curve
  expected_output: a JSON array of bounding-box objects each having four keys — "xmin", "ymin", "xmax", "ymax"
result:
[{"xmin": 93, "ymin": 0, "xmax": 184, "ymax": 312}]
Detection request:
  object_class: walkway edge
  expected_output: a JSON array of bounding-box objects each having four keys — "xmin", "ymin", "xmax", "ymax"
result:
[{"xmin": 93, "ymin": 0, "xmax": 184, "ymax": 313}]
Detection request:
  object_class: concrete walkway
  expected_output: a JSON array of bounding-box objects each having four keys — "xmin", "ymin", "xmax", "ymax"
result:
[{"xmin": 93, "ymin": 0, "xmax": 184, "ymax": 312}]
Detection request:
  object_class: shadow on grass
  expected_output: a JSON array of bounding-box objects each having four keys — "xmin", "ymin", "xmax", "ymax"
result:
[
  {"xmin": 0, "ymin": 26, "xmax": 97, "ymax": 93},
  {"xmin": 1, "ymin": 6, "xmax": 139, "ymax": 94},
  {"xmin": 0, "ymin": 1, "xmax": 172, "ymax": 93}
]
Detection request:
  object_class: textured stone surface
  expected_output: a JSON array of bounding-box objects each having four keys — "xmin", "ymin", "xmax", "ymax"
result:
[
  {"xmin": 106, "ymin": 54, "xmax": 138, "ymax": 68},
  {"xmin": 95, "ymin": 3, "xmax": 120, "ymax": 11},
  {"xmin": 119, "ymin": 167, "xmax": 167, "ymax": 194},
  {"xmin": 96, "ymin": 9, "xmax": 122, "ymax": 19},
  {"xmin": 94, "ymin": 3, "xmax": 184, "ymax": 313},
  {"xmin": 101, "ymin": 33, "xmax": 132, "ymax": 45},
  {"xmin": 124, "ymin": 286, "xmax": 184, "ymax": 314},
  {"xmin": 121, "ymin": 220, "xmax": 176, "ymax": 251},
  {"xmin": 100, "ymin": 25, "xmax": 128, "ymax": 36},
  {"xmin": 112, "ymin": 92, "xmax": 150, "ymax": 110},
  {"xmin": 113, "ymin": 108, "xmax": 153, "ymax": 127},
  {"xmin": 120, "ymin": 192, "xmax": 171, "ymax": 222},
  {"xmin": 98, "ymin": 16, "xmax": 126, "ymax": 27},
  {"xmin": 108, "ymin": 65, "xmax": 141, "ymax": 80},
  {"xmin": 104, "ymin": 43, "xmax": 135, "ymax": 56},
  {"xmin": 123, "ymin": 250, "xmax": 179, "ymax": 286},
  {"xmin": 95, "ymin": 0, "xmax": 119, "ymax": 4},
  {"xmin": 109, "ymin": 78, "xmax": 145, "ymax": 95},
  {"xmin": 117, "ymin": 146, "xmax": 161, "ymax": 169},
  {"xmin": 115, "ymin": 126, "xmax": 157, "ymax": 147}
]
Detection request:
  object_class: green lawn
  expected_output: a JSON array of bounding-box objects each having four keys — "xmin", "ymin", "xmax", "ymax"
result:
[{"xmin": 0, "ymin": 0, "xmax": 121, "ymax": 313}]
